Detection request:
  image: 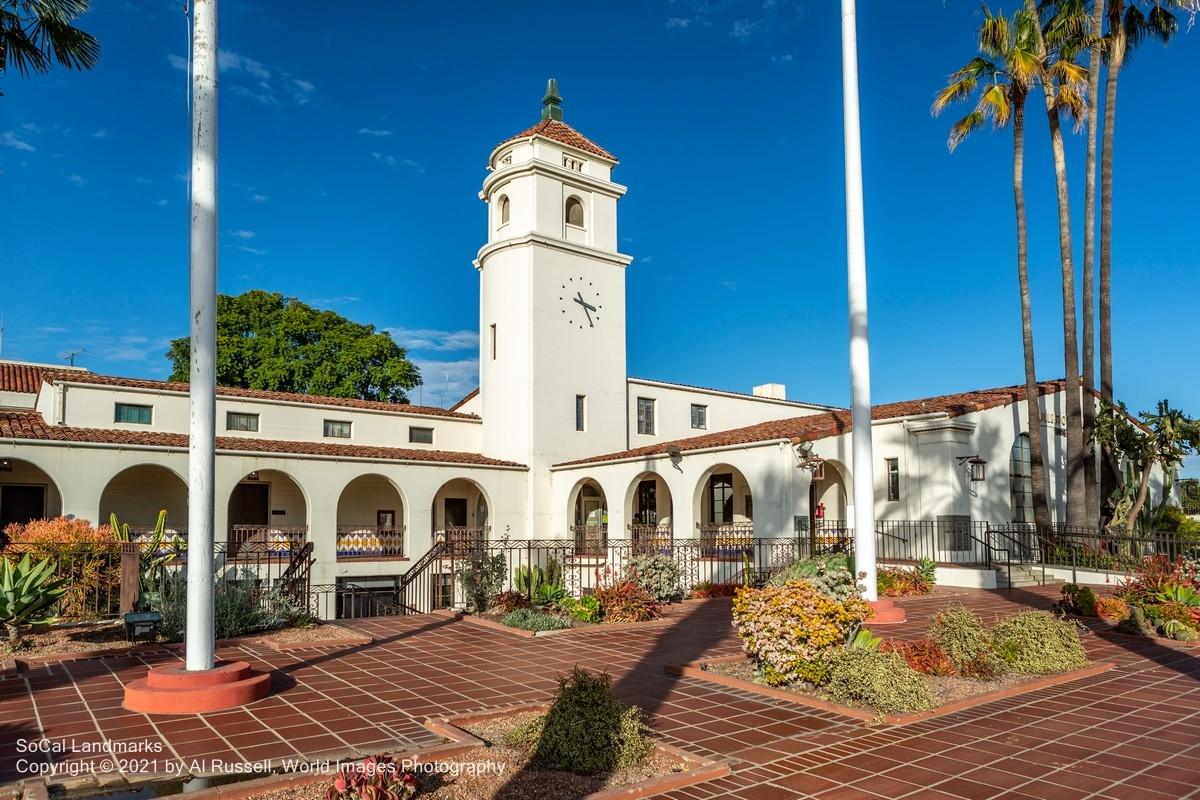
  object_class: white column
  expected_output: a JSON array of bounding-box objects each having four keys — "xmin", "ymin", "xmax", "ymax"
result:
[
  {"xmin": 840, "ymin": 0, "xmax": 877, "ymax": 601},
  {"xmin": 185, "ymin": 0, "xmax": 218, "ymax": 671}
]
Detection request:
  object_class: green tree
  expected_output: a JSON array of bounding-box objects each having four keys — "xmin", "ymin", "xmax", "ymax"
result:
[
  {"xmin": 932, "ymin": 7, "xmax": 1053, "ymax": 530},
  {"xmin": 167, "ymin": 290, "xmax": 422, "ymax": 403},
  {"xmin": 0, "ymin": 0, "xmax": 98, "ymax": 93},
  {"xmin": 1095, "ymin": 401, "xmax": 1200, "ymax": 530}
]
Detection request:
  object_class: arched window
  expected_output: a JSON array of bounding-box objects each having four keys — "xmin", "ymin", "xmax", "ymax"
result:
[
  {"xmin": 1009, "ymin": 433, "xmax": 1034, "ymax": 523},
  {"xmin": 565, "ymin": 196, "xmax": 584, "ymax": 227},
  {"xmin": 498, "ymin": 195, "xmax": 510, "ymax": 226}
]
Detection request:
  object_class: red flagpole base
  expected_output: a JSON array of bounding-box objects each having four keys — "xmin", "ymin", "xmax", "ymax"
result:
[
  {"xmin": 123, "ymin": 660, "xmax": 270, "ymax": 715},
  {"xmin": 868, "ymin": 597, "xmax": 906, "ymax": 625}
]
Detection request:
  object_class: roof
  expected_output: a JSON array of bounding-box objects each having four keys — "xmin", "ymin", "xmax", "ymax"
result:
[
  {"xmin": 449, "ymin": 387, "xmax": 479, "ymax": 412},
  {"xmin": 556, "ymin": 380, "xmax": 1067, "ymax": 467},
  {"xmin": 41, "ymin": 370, "xmax": 479, "ymax": 420},
  {"xmin": 0, "ymin": 411, "xmax": 523, "ymax": 468},
  {"xmin": 498, "ymin": 118, "xmax": 616, "ymax": 161},
  {"xmin": 0, "ymin": 363, "xmax": 46, "ymax": 394},
  {"xmin": 628, "ymin": 377, "xmax": 843, "ymax": 411}
]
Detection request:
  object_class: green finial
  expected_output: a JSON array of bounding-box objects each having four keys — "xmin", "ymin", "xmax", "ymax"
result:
[{"xmin": 542, "ymin": 78, "xmax": 563, "ymax": 121}]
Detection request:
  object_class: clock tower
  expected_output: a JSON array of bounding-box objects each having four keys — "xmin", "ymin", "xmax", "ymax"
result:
[{"xmin": 475, "ymin": 80, "xmax": 631, "ymax": 534}]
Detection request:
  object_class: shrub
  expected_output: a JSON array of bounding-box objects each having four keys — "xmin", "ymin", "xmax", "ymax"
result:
[
  {"xmin": 2, "ymin": 518, "xmax": 119, "ymax": 619},
  {"xmin": 1060, "ymin": 584, "xmax": 1099, "ymax": 616},
  {"xmin": 458, "ymin": 552, "xmax": 507, "ymax": 612},
  {"xmin": 492, "ymin": 590, "xmax": 532, "ymax": 613},
  {"xmin": 158, "ymin": 571, "xmax": 272, "ymax": 642},
  {"xmin": 928, "ymin": 606, "xmax": 993, "ymax": 673},
  {"xmin": 877, "ymin": 565, "xmax": 933, "ymax": 598},
  {"xmin": 502, "ymin": 667, "xmax": 652, "ymax": 775},
  {"xmin": 1115, "ymin": 606, "xmax": 1156, "ymax": 637},
  {"xmin": 1093, "ymin": 595, "xmax": 1130, "ymax": 622},
  {"xmin": 326, "ymin": 754, "xmax": 416, "ymax": 800},
  {"xmin": 689, "ymin": 581, "xmax": 739, "ymax": 598},
  {"xmin": 515, "ymin": 560, "xmax": 568, "ymax": 605},
  {"xmin": 556, "ymin": 593, "xmax": 601, "ymax": 623},
  {"xmin": 595, "ymin": 580, "xmax": 661, "ymax": 623},
  {"xmin": 500, "ymin": 608, "xmax": 570, "ymax": 632},
  {"xmin": 0, "ymin": 554, "xmax": 68, "ymax": 644},
  {"xmin": 732, "ymin": 581, "xmax": 870, "ymax": 686},
  {"xmin": 990, "ymin": 611, "xmax": 1088, "ymax": 674},
  {"xmin": 1154, "ymin": 601, "xmax": 1195, "ymax": 627},
  {"xmin": 1118, "ymin": 555, "xmax": 1199, "ymax": 604},
  {"xmin": 824, "ymin": 649, "xmax": 935, "ymax": 714},
  {"xmin": 768, "ymin": 558, "xmax": 862, "ymax": 601},
  {"xmin": 625, "ymin": 554, "xmax": 682, "ymax": 603},
  {"xmin": 880, "ymin": 638, "xmax": 956, "ymax": 676}
]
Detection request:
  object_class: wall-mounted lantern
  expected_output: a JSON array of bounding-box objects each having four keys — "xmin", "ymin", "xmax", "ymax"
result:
[
  {"xmin": 957, "ymin": 455, "xmax": 987, "ymax": 483},
  {"xmin": 0, "ymin": 459, "xmax": 11, "ymax": 473}
]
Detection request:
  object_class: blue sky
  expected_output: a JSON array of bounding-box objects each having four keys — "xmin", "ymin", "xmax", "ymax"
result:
[{"xmin": 1, "ymin": 1, "xmax": 1196, "ymax": 469}]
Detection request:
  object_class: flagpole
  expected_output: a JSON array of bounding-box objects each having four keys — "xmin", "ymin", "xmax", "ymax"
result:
[
  {"xmin": 186, "ymin": 0, "xmax": 218, "ymax": 671},
  {"xmin": 840, "ymin": 0, "xmax": 877, "ymax": 602}
]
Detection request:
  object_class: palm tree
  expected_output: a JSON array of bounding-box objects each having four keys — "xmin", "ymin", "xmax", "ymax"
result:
[
  {"xmin": 1025, "ymin": 0, "xmax": 1090, "ymax": 526},
  {"xmin": 1097, "ymin": 0, "xmax": 1183, "ymax": 520},
  {"xmin": 0, "ymin": 0, "xmax": 98, "ymax": 92},
  {"xmin": 933, "ymin": 7, "xmax": 1053, "ymax": 530}
]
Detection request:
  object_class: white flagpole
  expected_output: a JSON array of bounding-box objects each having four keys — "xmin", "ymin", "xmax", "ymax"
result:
[
  {"xmin": 840, "ymin": 0, "xmax": 877, "ymax": 601},
  {"xmin": 186, "ymin": 0, "xmax": 218, "ymax": 671}
]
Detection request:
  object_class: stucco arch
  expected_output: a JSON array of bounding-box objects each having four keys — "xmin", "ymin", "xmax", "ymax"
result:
[
  {"xmin": 622, "ymin": 471, "xmax": 673, "ymax": 548},
  {"xmin": 226, "ymin": 468, "xmax": 309, "ymax": 555},
  {"xmin": 0, "ymin": 456, "xmax": 64, "ymax": 529},
  {"xmin": 566, "ymin": 477, "xmax": 607, "ymax": 553},
  {"xmin": 432, "ymin": 476, "xmax": 492, "ymax": 542},
  {"xmin": 98, "ymin": 464, "xmax": 188, "ymax": 531},
  {"xmin": 692, "ymin": 463, "xmax": 754, "ymax": 530},
  {"xmin": 335, "ymin": 473, "xmax": 407, "ymax": 558},
  {"xmin": 810, "ymin": 458, "xmax": 849, "ymax": 524}
]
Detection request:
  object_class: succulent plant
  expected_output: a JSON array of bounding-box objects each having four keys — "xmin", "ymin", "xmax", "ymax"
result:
[{"xmin": 0, "ymin": 553, "xmax": 68, "ymax": 643}]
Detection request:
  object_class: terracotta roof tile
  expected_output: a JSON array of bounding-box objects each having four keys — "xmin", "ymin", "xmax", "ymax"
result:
[
  {"xmin": 499, "ymin": 118, "xmax": 616, "ymax": 161},
  {"xmin": 556, "ymin": 380, "xmax": 1066, "ymax": 467},
  {"xmin": 0, "ymin": 363, "xmax": 47, "ymax": 394},
  {"xmin": 0, "ymin": 411, "xmax": 523, "ymax": 468},
  {"xmin": 41, "ymin": 371, "xmax": 479, "ymax": 420}
]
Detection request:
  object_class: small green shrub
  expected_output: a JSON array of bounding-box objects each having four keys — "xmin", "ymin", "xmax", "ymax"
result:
[
  {"xmin": 1061, "ymin": 584, "xmax": 1099, "ymax": 616},
  {"xmin": 928, "ymin": 606, "xmax": 993, "ymax": 672},
  {"xmin": 159, "ymin": 571, "xmax": 272, "ymax": 642},
  {"xmin": 768, "ymin": 558, "xmax": 861, "ymax": 601},
  {"xmin": 1115, "ymin": 606, "xmax": 1156, "ymax": 637},
  {"xmin": 824, "ymin": 649, "xmax": 935, "ymax": 714},
  {"xmin": 625, "ymin": 554, "xmax": 682, "ymax": 603},
  {"xmin": 595, "ymin": 580, "xmax": 661, "ymax": 623},
  {"xmin": 556, "ymin": 594, "xmax": 601, "ymax": 623},
  {"xmin": 500, "ymin": 608, "xmax": 570, "ymax": 632},
  {"xmin": 990, "ymin": 611, "xmax": 1088, "ymax": 674},
  {"xmin": 502, "ymin": 667, "xmax": 652, "ymax": 775},
  {"xmin": 458, "ymin": 553, "xmax": 507, "ymax": 612},
  {"xmin": 492, "ymin": 590, "xmax": 532, "ymax": 613}
]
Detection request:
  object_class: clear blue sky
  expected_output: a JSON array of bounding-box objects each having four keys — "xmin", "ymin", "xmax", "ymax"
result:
[{"xmin": 1, "ymin": 2, "xmax": 1196, "ymax": 468}]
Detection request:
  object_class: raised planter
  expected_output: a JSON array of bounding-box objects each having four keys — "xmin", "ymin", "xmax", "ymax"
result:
[
  {"xmin": 668, "ymin": 653, "xmax": 1116, "ymax": 725},
  {"xmin": 457, "ymin": 612, "xmax": 675, "ymax": 638}
]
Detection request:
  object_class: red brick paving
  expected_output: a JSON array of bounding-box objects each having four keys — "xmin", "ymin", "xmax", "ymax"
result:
[{"xmin": 1, "ymin": 587, "xmax": 1199, "ymax": 798}]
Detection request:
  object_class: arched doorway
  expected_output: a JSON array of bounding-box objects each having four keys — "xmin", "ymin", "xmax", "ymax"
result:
[
  {"xmin": 809, "ymin": 459, "xmax": 849, "ymax": 528},
  {"xmin": 432, "ymin": 478, "xmax": 490, "ymax": 549},
  {"xmin": 99, "ymin": 465, "xmax": 188, "ymax": 534},
  {"xmin": 570, "ymin": 478, "xmax": 607, "ymax": 554},
  {"xmin": 625, "ymin": 472, "xmax": 672, "ymax": 552},
  {"xmin": 227, "ymin": 469, "xmax": 308, "ymax": 557},
  {"xmin": 336, "ymin": 474, "xmax": 406, "ymax": 560},
  {"xmin": 0, "ymin": 457, "xmax": 63, "ymax": 531},
  {"xmin": 694, "ymin": 465, "xmax": 753, "ymax": 556}
]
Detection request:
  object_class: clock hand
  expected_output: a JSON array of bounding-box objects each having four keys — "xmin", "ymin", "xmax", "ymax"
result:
[{"xmin": 574, "ymin": 292, "xmax": 595, "ymax": 327}]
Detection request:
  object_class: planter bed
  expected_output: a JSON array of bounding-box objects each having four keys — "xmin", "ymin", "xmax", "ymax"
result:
[
  {"xmin": 460, "ymin": 611, "xmax": 674, "ymax": 638},
  {"xmin": 251, "ymin": 624, "xmax": 373, "ymax": 650},
  {"xmin": 669, "ymin": 653, "xmax": 1115, "ymax": 725},
  {"xmin": 78, "ymin": 704, "xmax": 727, "ymax": 800}
]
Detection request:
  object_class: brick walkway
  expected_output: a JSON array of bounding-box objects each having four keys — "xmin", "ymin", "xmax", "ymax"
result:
[{"xmin": 2, "ymin": 586, "xmax": 1199, "ymax": 799}]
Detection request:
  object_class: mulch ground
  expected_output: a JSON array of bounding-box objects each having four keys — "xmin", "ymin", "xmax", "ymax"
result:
[{"xmin": 0, "ymin": 622, "xmax": 134, "ymax": 658}]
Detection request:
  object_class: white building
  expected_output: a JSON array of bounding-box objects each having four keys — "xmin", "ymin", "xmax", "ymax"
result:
[{"xmin": 0, "ymin": 84, "xmax": 1134, "ymax": 607}]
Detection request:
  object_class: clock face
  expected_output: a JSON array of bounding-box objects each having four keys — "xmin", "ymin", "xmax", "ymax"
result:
[{"xmin": 559, "ymin": 277, "xmax": 602, "ymax": 329}]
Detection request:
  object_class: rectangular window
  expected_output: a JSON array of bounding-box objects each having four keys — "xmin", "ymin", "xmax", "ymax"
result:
[
  {"xmin": 690, "ymin": 403, "xmax": 708, "ymax": 430},
  {"xmin": 709, "ymin": 473, "xmax": 734, "ymax": 524},
  {"xmin": 885, "ymin": 457, "xmax": 900, "ymax": 501},
  {"xmin": 408, "ymin": 426, "xmax": 434, "ymax": 444},
  {"xmin": 575, "ymin": 394, "xmax": 586, "ymax": 432},
  {"xmin": 323, "ymin": 419, "xmax": 352, "ymax": 439},
  {"xmin": 226, "ymin": 412, "xmax": 259, "ymax": 432},
  {"xmin": 490, "ymin": 323, "xmax": 497, "ymax": 360},
  {"xmin": 114, "ymin": 403, "xmax": 152, "ymax": 425},
  {"xmin": 636, "ymin": 397, "xmax": 655, "ymax": 435}
]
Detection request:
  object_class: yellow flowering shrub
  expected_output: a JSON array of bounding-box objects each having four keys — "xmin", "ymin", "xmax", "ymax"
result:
[{"xmin": 732, "ymin": 580, "xmax": 871, "ymax": 686}]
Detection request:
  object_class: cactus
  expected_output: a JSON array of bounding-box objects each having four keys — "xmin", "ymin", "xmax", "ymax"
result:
[{"xmin": 110, "ymin": 510, "xmax": 181, "ymax": 611}]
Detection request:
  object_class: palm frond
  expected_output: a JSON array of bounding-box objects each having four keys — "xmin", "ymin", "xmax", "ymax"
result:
[
  {"xmin": 949, "ymin": 110, "xmax": 986, "ymax": 151},
  {"xmin": 932, "ymin": 76, "xmax": 977, "ymax": 116},
  {"xmin": 979, "ymin": 9, "xmax": 1012, "ymax": 58},
  {"xmin": 980, "ymin": 82, "xmax": 1013, "ymax": 127}
]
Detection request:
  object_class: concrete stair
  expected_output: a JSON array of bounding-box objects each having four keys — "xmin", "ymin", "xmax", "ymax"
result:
[{"xmin": 995, "ymin": 563, "xmax": 1060, "ymax": 589}]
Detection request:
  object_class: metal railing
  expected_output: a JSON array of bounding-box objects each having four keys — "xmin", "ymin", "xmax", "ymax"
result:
[
  {"xmin": 229, "ymin": 525, "xmax": 307, "ymax": 558},
  {"xmin": 335, "ymin": 525, "xmax": 405, "ymax": 560},
  {"xmin": 697, "ymin": 523, "xmax": 756, "ymax": 557},
  {"xmin": 627, "ymin": 524, "xmax": 673, "ymax": 554},
  {"xmin": 571, "ymin": 524, "xmax": 608, "ymax": 556}
]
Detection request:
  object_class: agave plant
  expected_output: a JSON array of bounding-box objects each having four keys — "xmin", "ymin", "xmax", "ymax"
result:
[
  {"xmin": 0, "ymin": 554, "xmax": 68, "ymax": 644},
  {"xmin": 1156, "ymin": 583, "xmax": 1200, "ymax": 609}
]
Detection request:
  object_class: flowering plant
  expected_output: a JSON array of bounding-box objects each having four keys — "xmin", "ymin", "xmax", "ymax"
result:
[{"xmin": 326, "ymin": 755, "xmax": 416, "ymax": 800}]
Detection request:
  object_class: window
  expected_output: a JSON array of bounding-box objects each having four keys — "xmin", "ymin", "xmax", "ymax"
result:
[
  {"xmin": 1010, "ymin": 433, "xmax": 1034, "ymax": 523},
  {"xmin": 498, "ymin": 195, "xmax": 510, "ymax": 226},
  {"xmin": 636, "ymin": 397, "xmax": 655, "ymax": 435},
  {"xmin": 709, "ymin": 473, "xmax": 734, "ymax": 524},
  {"xmin": 226, "ymin": 412, "xmax": 259, "ymax": 432},
  {"xmin": 565, "ymin": 196, "xmax": 584, "ymax": 227},
  {"xmin": 323, "ymin": 419, "xmax": 352, "ymax": 439},
  {"xmin": 490, "ymin": 323, "xmax": 497, "ymax": 360},
  {"xmin": 885, "ymin": 457, "xmax": 900, "ymax": 501},
  {"xmin": 409, "ymin": 426, "xmax": 434, "ymax": 444},
  {"xmin": 575, "ymin": 394, "xmax": 586, "ymax": 432},
  {"xmin": 114, "ymin": 403, "xmax": 152, "ymax": 424},
  {"xmin": 690, "ymin": 403, "xmax": 708, "ymax": 430}
]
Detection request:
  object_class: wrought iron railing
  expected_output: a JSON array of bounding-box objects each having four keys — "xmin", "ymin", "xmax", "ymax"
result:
[
  {"xmin": 697, "ymin": 523, "xmax": 755, "ymax": 557},
  {"xmin": 571, "ymin": 524, "xmax": 608, "ymax": 555},
  {"xmin": 335, "ymin": 525, "xmax": 405, "ymax": 560},
  {"xmin": 627, "ymin": 524, "xmax": 673, "ymax": 554},
  {"xmin": 229, "ymin": 525, "xmax": 307, "ymax": 558}
]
